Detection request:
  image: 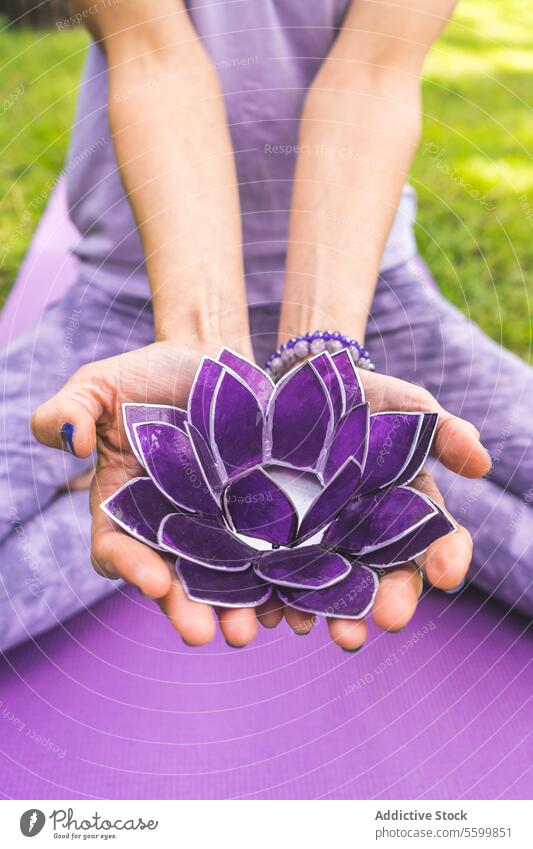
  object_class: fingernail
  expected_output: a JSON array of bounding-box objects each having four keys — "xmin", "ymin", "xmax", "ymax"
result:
[
  {"xmin": 444, "ymin": 578, "xmax": 466, "ymax": 595},
  {"xmin": 293, "ymin": 617, "xmax": 316, "ymax": 635},
  {"xmin": 225, "ymin": 641, "xmax": 245, "ymax": 649},
  {"xmin": 483, "ymin": 450, "xmax": 493, "ymax": 476},
  {"xmin": 60, "ymin": 422, "xmax": 76, "ymax": 456},
  {"xmin": 342, "ymin": 646, "xmax": 363, "ymax": 653}
]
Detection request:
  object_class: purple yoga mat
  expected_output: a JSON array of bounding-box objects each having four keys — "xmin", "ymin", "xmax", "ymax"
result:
[
  {"xmin": 0, "ymin": 184, "xmax": 531, "ymax": 800},
  {"xmin": 0, "ymin": 182, "xmax": 77, "ymax": 341},
  {"xmin": 0, "ymin": 585, "xmax": 531, "ymax": 800}
]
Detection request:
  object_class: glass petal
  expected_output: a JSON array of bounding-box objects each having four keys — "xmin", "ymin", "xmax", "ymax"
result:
[
  {"xmin": 159, "ymin": 513, "xmax": 258, "ymax": 570},
  {"xmin": 267, "ymin": 360, "xmax": 333, "ymax": 471},
  {"xmin": 278, "ymin": 563, "xmax": 377, "ymax": 619},
  {"xmin": 100, "ymin": 477, "xmax": 175, "ymax": 549},
  {"xmin": 224, "ymin": 467, "xmax": 297, "ymax": 546},
  {"xmin": 255, "ymin": 545, "xmax": 351, "ymax": 589},
  {"xmin": 324, "ymin": 486, "xmax": 437, "ymax": 554},
  {"xmin": 177, "ymin": 559, "xmax": 271, "ymax": 608},
  {"xmin": 134, "ymin": 422, "xmax": 218, "ymax": 514}
]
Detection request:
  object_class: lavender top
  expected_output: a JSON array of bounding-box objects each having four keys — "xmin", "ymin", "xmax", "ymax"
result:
[{"xmin": 66, "ymin": 0, "xmax": 417, "ymax": 305}]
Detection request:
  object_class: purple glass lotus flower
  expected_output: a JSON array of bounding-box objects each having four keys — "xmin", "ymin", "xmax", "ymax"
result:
[{"xmin": 101, "ymin": 348, "xmax": 455, "ymax": 619}]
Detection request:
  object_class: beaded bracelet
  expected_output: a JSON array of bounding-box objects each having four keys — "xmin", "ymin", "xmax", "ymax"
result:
[{"xmin": 265, "ymin": 331, "xmax": 375, "ymax": 381}]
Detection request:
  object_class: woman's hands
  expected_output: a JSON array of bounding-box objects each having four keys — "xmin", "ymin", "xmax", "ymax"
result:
[{"xmin": 31, "ymin": 339, "xmax": 490, "ymax": 651}]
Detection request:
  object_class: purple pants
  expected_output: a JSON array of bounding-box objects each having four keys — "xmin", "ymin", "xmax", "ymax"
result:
[{"xmin": 0, "ymin": 255, "xmax": 532, "ymax": 651}]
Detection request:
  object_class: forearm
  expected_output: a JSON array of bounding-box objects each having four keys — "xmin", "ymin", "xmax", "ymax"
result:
[
  {"xmin": 279, "ymin": 65, "xmax": 420, "ymax": 344},
  {"xmin": 80, "ymin": 1, "xmax": 250, "ymax": 352},
  {"xmin": 279, "ymin": 0, "xmax": 456, "ymax": 347}
]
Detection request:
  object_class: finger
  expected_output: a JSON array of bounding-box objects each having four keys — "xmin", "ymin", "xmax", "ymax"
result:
[
  {"xmin": 91, "ymin": 482, "xmax": 172, "ymax": 597},
  {"xmin": 327, "ymin": 617, "xmax": 368, "ymax": 650},
  {"xmin": 433, "ymin": 414, "xmax": 491, "ymax": 479},
  {"xmin": 256, "ymin": 590, "xmax": 284, "ymax": 629},
  {"xmin": 410, "ymin": 467, "xmax": 445, "ymax": 505},
  {"xmin": 92, "ymin": 525, "xmax": 172, "ymax": 597},
  {"xmin": 157, "ymin": 577, "xmax": 216, "ymax": 646},
  {"xmin": 410, "ymin": 471, "xmax": 473, "ymax": 590},
  {"xmin": 418, "ymin": 526, "xmax": 473, "ymax": 591},
  {"xmin": 359, "ymin": 372, "xmax": 491, "ymax": 478},
  {"xmin": 372, "ymin": 564, "xmax": 423, "ymax": 632},
  {"xmin": 218, "ymin": 607, "xmax": 258, "ymax": 648},
  {"xmin": 284, "ymin": 605, "xmax": 316, "ymax": 636},
  {"xmin": 31, "ymin": 365, "xmax": 104, "ymax": 458}
]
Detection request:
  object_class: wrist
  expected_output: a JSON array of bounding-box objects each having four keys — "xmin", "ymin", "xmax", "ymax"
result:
[
  {"xmin": 277, "ymin": 278, "xmax": 369, "ymax": 348},
  {"xmin": 279, "ymin": 239, "xmax": 375, "ymax": 348},
  {"xmin": 154, "ymin": 303, "xmax": 253, "ymax": 360},
  {"xmin": 149, "ymin": 262, "xmax": 253, "ymax": 358}
]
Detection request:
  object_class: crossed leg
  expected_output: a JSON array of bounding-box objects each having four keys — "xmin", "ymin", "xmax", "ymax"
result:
[
  {"xmin": 367, "ymin": 255, "xmax": 533, "ymax": 619},
  {"xmin": 0, "ymin": 278, "xmax": 154, "ymax": 650}
]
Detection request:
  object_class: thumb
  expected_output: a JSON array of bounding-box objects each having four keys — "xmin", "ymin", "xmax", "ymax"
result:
[{"xmin": 31, "ymin": 366, "xmax": 104, "ymax": 458}]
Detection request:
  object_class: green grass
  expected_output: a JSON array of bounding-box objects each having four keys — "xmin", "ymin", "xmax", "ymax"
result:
[
  {"xmin": 0, "ymin": 17, "xmax": 88, "ymax": 302},
  {"xmin": 0, "ymin": 1, "xmax": 532, "ymax": 358},
  {"xmin": 412, "ymin": 0, "xmax": 533, "ymax": 359}
]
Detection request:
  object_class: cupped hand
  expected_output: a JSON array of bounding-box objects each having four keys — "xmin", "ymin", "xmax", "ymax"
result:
[
  {"xmin": 282, "ymin": 369, "xmax": 491, "ymax": 650},
  {"xmin": 31, "ymin": 340, "xmax": 269, "ymax": 648}
]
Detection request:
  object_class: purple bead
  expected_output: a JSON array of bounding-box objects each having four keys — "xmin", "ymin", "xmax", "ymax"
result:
[
  {"xmin": 310, "ymin": 337, "xmax": 326, "ymax": 354},
  {"xmin": 281, "ymin": 347, "xmax": 296, "ymax": 365},
  {"xmin": 294, "ymin": 340, "xmax": 310, "ymax": 358}
]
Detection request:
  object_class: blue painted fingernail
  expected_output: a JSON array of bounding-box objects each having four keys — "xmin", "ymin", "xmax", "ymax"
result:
[
  {"xmin": 342, "ymin": 646, "xmax": 362, "ymax": 654},
  {"xmin": 60, "ymin": 422, "xmax": 76, "ymax": 456},
  {"xmin": 444, "ymin": 579, "xmax": 466, "ymax": 595}
]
